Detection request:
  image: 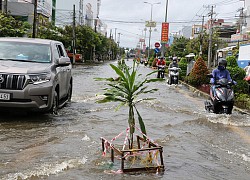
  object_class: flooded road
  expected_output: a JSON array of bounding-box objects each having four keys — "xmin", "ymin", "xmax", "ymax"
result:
[{"xmin": 0, "ymin": 60, "xmax": 250, "ymax": 180}]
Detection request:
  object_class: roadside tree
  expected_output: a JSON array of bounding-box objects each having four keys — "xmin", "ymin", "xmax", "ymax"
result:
[
  {"xmin": 186, "ymin": 56, "xmax": 209, "ymax": 87},
  {"xmin": 0, "ymin": 13, "xmax": 31, "ymax": 37}
]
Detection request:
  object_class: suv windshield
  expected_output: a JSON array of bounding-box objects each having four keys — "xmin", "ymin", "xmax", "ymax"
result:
[{"xmin": 0, "ymin": 41, "xmax": 51, "ymax": 63}]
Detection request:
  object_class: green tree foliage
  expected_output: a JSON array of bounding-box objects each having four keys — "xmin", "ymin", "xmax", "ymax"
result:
[
  {"xmin": 227, "ymin": 66, "xmax": 248, "ymax": 94},
  {"xmin": 0, "ymin": 13, "xmax": 31, "ymax": 37},
  {"xmin": 168, "ymin": 36, "xmax": 189, "ymax": 57},
  {"xmin": 37, "ymin": 22, "xmax": 65, "ymax": 42},
  {"xmin": 225, "ymin": 49, "xmax": 248, "ymax": 95},
  {"xmin": 226, "ymin": 56, "xmax": 238, "ymax": 67},
  {"xmin": 37, "ymin": 23, "xmax": 116, "ymax": 61},
  {"xmin": 186, "ymin": 33, "xmax": 209, "ymax": 61},
  {"xmin": 178, "ymin": 57, "xmax": 188, "ymax": 80},
  {"xmin": 186, "ymin": 56, "xmax": 209, "ymax": 87}
]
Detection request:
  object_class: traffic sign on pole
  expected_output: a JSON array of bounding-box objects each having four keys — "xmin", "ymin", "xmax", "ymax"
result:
[
  {"xmin": 154, "ymin": 48, "xmax": 160, "ymax": 53},
  {"xmin": 155, "ymin": 42, "xmax": 160, "ymax": 48}
]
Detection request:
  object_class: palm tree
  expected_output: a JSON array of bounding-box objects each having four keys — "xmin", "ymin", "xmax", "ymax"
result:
[{"xmin": 96, "ymin": 60, "xmax": 161, "ymax": 149}]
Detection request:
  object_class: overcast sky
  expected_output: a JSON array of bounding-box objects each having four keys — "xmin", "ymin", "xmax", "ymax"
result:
[{"xmin": 57, "ymin": 0, "xmax": 244, "ymax": 48}]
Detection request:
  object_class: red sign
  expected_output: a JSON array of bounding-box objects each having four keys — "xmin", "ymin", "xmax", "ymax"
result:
[
  {"xmin": 155, "ymin": 42, "xmax": 160, "ymax": 48},
  {"xmin": 161, "ymin": 22, "xmax": 169, "ymax": 43}
]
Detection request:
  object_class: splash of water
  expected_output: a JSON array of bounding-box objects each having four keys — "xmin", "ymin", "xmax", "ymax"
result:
[
  {"xmin": 206, "ymin": 113, "xmax": 250, "ymax": 127},
  {"xmin": 3, "ymin": 157, "xmax": 88, "ymax": 180}
]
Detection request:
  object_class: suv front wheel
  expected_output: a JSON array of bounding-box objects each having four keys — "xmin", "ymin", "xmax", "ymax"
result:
[
  {"xmin": 50, "ymin": 91, "xmax": 59, "ymax": 115},
  {"xmin": 67, "ymin": 83, "xmax": 72, "ymax": 102}
]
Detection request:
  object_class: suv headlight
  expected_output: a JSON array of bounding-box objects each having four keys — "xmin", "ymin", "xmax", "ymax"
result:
[{"xmin": 29, "ymin": 73, "xmax": 51, "ymax": 85}]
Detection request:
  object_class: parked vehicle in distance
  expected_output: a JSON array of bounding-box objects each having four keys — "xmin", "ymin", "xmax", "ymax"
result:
[
  {"xmin": 66, "ymin": 50, "xmax": 83, "ymax": 63},
  {"xmin": 238, "ymin": 44, "xmax": 250, "ymax": 68},
  {"xmin": 0, "ymin": 37, "xmax": 73, "ymax": 114}
]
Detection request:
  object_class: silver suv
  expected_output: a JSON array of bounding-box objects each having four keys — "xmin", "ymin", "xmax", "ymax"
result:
[{"xmin": 0, "ymin": 37, "xmax": 72, "ymax": 114}]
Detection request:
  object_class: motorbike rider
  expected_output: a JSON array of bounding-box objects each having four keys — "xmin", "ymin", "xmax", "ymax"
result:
[
  {"xmin": 210, "ymin": 58, "xmax": 234, "ymax": 96},
  {"xmin": 156, "ymin": 56, "xmax": 166, "ymax": 67},
  {"xmin": 156, "ymin": 57, "xmax": 166, "ymax": 78},
  {"xmin": 169, "ymin": 56, "xmax": 179, "ymax": 68}
]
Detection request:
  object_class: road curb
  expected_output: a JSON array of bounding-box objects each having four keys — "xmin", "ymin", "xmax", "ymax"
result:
[{"xmin": 179, "ymin": 81, "xmax": 250, "ymax": 115}]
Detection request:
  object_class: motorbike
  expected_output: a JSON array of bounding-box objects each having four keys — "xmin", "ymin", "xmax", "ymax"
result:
[
  {"xmin": 168, "ymin": 67, "xmax": 181, "ymax": 85},
  {"xmin": 157, "ymin": 65, "xmax": 166, "ymax": 79},
  {"xmin": 144, "ymin": 60, "xmax": 148, "ymax": 67},
  {"xmin": 205, "ymin": 75, "xmax": 236, "ymax": 114}
]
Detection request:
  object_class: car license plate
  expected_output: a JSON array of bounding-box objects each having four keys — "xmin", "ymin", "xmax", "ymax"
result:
[{"xmin": 0, "ymin": 93, "xmax": 10, "ymax": 100}]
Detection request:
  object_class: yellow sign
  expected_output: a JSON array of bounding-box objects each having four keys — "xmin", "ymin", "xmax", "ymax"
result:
[{"xmin": 145, "ymin": 21, "xmax": 156, "ymax": 27}]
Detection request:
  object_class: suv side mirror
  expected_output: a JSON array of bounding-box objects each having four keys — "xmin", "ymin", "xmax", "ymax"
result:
[{"xmin": 58, "ymin": 57, "xmax": 71, "ymax": 66}]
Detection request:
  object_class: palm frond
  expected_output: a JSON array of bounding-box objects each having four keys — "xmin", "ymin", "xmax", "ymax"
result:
[{"xmin": 134, "ymin": 106, "xmax": 147, "ymax": 140}]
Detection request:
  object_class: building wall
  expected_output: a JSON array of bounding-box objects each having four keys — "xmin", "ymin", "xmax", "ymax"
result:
[
  {"xmin": 55, "ymin": 0, "xmax": 105, "ymax": 34},
  {"xmin": 245, "ymin": 0, "xmax": 250, "ymax": 30},
  {"xmin": 181, "ymin": 26, "xmax": 192, "ymax": 39},
  {"xmin": 7, "ymin": 2, "xmax": 34, "ymax": 24},
  {"xmin": 191, "ymin": 25, "xmax": 203, "ymax": 38},
  {"xmin": 5, "ymin": 0, "xmax": 51, "ymax": 25}
]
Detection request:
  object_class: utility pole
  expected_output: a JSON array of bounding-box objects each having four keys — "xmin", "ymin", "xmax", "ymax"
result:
[
  {"xmin": 144, "ymin": 2, "xmax": 161, "ymax": 60},
  {"xmin": 165, "ymin": 0, "xmax": 169, "ymax": 22},
  {"xmin": 72, "ymin": 4, "xmax": 76, "ymax": 64},
  {"xmin": 109, "ymin": 29, "xmax": 112, "ymax": 39},
  {"xmin": 52, "ymin": 0, "xmax": 56, "ymax": 25},
  {"xmin": 114, "ymin": 28, "xmax": 117, "ymax": 43},
  {"xmin": 4, "ymin": 0, "xmax": 7, "ymax": 14},
  {"xmin": 207, "ymin": 5, "xmax": 215, "ymax": 69},
  {"xmin": 0, "ymin": 0, "xmax": 2, "ymax": 13},
  {"xmin": 32, "ymin": 0, "xmax": 38, "ymax": 38},
  {"xmin": 93, "ymin": 16, "xmax": 98, "ymax": 61},
  {"xmin": 109, "ymin": 29, "xmax": 112, "ymax": 60},
  {"xmin": 117, "ymin": 32, "xmax": 122, "ymax": 55},
  {"xmin": 236, "ymin": 7, "xmax": 245, "ymax": 34},
  {"xmin": 199, "ymin": 15, "xmax": 205, "ymax": 55},
  {"xmin": 79, "ymin": 0, "xmax": 83, "ymax": 25},
  {"xmin": 162, "ymin": 0, "xmax": 169, "ymax": 57}
]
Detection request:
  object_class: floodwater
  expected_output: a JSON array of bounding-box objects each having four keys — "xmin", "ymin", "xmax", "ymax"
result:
[{"xmin": 0, "ymin": 60, "xmax": 249, "ymax": 180}]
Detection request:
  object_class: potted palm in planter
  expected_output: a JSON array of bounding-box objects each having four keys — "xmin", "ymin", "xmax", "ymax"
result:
[{"xmin": 96, "ymin": 60, "xmax": 165, "ymax": 173}]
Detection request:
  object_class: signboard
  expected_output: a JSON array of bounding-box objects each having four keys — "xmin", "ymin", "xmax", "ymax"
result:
[
  {"xmin": 227, "ymin": 51, "xmax": 232, "ymax": 56},
  {"xmin": 155, "ymin": 42, "xmax": 160, "ymax": 48},
  {"xmin": 238, "ymin": 44, "xmax": 250, "ymax": 68},
  {"xmin": 161, "ymin": 22, "xmax": 169, "ymax": 43},
  {"xmin": 139, "ymin": 38, "xmax": 145, "ymax": 43},
  {"xmin": 154, "ymin": 48, "xmax": 160, "ymax": 53},
  {"xmin": 145, "ymin": 21, "xmax": 156, "ymax": 27},
  {"xmin": 231, "ymin": 34, "xmax": 249, "ymax": 42},
  {"xmin": 143, "ymin": 43, "xmax": 146, "ymax": 53}
]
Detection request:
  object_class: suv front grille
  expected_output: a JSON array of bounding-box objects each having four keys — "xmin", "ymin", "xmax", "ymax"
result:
[{"xmin": 0, "ymin": 74, "xmax": 26, "ymax": 90}]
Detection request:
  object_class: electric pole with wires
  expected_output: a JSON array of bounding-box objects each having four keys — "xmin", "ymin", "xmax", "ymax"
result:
[
  {"xmin": 32, "ymin": 0, "xmax": 38, "ymax": 38},
  {"xmin": 236, "ymin": 7, "xmax": 245, "ymax": 34},
  {"xmin": 207, "ymin": 5, "xmax": 215, "ymax": 69}
]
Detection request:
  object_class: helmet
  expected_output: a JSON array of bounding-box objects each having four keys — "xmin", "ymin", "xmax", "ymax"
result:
[
  {"xmin": 218, "ymin": 58, "xmax": 227, "ymax": 67},
  {"xmin": 160, "ymin": 57, "xmax": 164, "ymax": 60}
]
